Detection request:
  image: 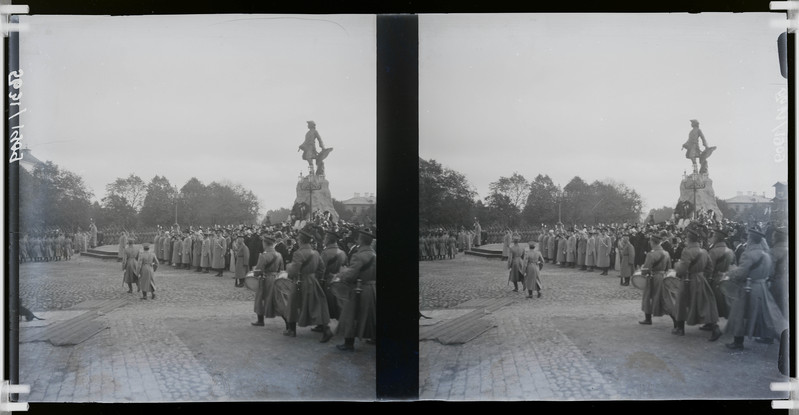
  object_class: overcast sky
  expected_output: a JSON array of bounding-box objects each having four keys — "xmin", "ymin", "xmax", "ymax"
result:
[
  {"xmin": 420, "ymin": 13, "xmax": 788, "ymax": 215},
  {"xmin": 18, "ymin": 14, "xmax": 376, "ymax": 217}
]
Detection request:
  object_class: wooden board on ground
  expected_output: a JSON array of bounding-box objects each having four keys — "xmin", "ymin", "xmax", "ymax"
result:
[{"xmin": 420, "ymin": 297, "xmax": 513, "ymax": 345}]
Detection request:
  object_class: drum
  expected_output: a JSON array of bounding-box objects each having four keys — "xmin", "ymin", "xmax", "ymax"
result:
[
  {"xmin": 662, "ymin": 274, "xmax": 682, "ymax": 306},
  {"xmin": 243, "ymin": 271, "xmax": 259, "ymax": 292},
  {"xmin": 273, "ymin": 277, "xmax": 296, "ymax": 317},
  {"xmin": 718, "ymin": 275, "xmax": 741, "ymax": 305},
  {"xmin": 326, "ymin": 280, "xmax": 351, "ymax": 320},
  {"xmin": 631, "ymin": 273, "xmax": 647, "ymax": 290}
]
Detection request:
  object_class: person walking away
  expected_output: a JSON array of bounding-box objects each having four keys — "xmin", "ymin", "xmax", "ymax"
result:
[{"xmin": 138, "ymin": 243, "xmax": 159, "ymax": 300}]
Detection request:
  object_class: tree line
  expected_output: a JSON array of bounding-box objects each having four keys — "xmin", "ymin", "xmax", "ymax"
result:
[
  {"xmin": 20, "ymin": 162, "xmax": 261, "ymax": 233},
  {"xmin": 419, "ymin": 157, "xmax": 646, "ymax": 229}
]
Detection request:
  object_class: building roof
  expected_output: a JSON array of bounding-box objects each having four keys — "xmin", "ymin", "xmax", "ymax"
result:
[
  {"xmin": 725, "ymin": 194, "xmax": 772, "ymax": 204},
  {"xmin": 19, "ymin": 148, "xmax": 45, "ymax": 171},
  {"xmin": 341, "ymin": 195, "xmax": 375, "ymax": 205}
]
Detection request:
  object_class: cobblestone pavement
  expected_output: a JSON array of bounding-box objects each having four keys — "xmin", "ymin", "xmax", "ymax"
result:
[
  {"xmin": 18, "ymin": 253, "xmax": 376, "ymax": 403},
  {"xmin": 420, "ymin": 254, "xmax": 790, "ymax": 401}
]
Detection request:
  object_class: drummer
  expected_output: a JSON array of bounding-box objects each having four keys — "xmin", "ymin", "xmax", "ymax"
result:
[
  {"xmin": 672, "ymin": 223, "xmax": 723, "ymax": 341},
  {"xmin": 724, "ymin": 227, "xmax": 785, "ymax": 350},
  {"xmin": 702, "ymin": 226, "xmax": 735, "ymax": 331},
  {"xmin": 330, "ymin": 226, "xmax": 377, "ymax": 351},
  {"xmin": 638, "ymin": 231, "xmax": 673, "ymax": 327},
  {"xmin": 251, "ymin": 231, "xmax": 286, "ymax": 328}
]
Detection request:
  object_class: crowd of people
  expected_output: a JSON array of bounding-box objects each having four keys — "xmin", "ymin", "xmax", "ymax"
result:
[
  {"xmin": 35, "ymin": 215, "xmax": 377, "ymax": 353},
  {"xmin": 499, "ymin": 216, "xmax": 788, "ymax": 365}
]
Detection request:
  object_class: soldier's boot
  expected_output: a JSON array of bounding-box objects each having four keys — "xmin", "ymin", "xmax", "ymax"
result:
[
  {"xmin": 699, "ymin": 323, "xmax": 714, "ymax": 331},
  {"xmin": 620, "ymin": 277, "xmax": 624, "ymax": 286},
  {"xmin": 196, "ymin": 266, "xmax": 202, "ymax": 273},
  {"xmin": 601, "ymin": 268, "xmax": 608, "ymax": 275},
  {"xmin": 320, "ymin": 326, "xmax": 334, "ymax": 343},
  {"xmin": 251, "ymin": 315, "xmax": 265, "ymax": 327},
  {"xmin": 624, "ymin": 277, "xmax": 631, "ymax": 286},
  {"xmin": 126, "ymin": 283, "xmax": 133, "ymax": 294},
  {"xmin": 639, "ymin": 314, "xmax": 652, "ymax": 325},
  {"xmin": 512, "ymin": 282, "xmax": 519, "ymax": 292},
  {"xmin": 336, "ymin": 337, "xmax": 355, "ymax": 352},
  {"xmin": 141, "ymin": 292, "xmax": 148, "ymax": 300},
  {"xmin": 726, "ymin": 336, "xmax": 744, "ymax": 350},
  {"xmin": 670, "ymin": 315, "xmax": 677, "ymax": 329},
  {"xmin": 204, "ymin": 267, "xmax": 210, "ymax": 274},
  {"xmin": 671, "ymin": 321, "xmax": 685, "ymax": 336},
  {"xmin": 537, "ymin": 290, "xmax": 541, "ymax": 298},
  {"xmin": 283, "ymin": 322, "xmax": 296, "ymax": 337},
  {"xmin": 526, "ymin": 290, "xmax": 533, "ymax": 299},
  {"xmin": 311, "ymin": 325, "xmax": 324, "ymax": 332},
  {"xmin": 709, "ymin": 324, "xmax": 723, "ymax": 341}
]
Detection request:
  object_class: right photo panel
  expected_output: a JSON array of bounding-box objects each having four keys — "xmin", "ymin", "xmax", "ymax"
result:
[{"xmin": 418, "ymin": 13, "xmax": 789, "ymax": 401}]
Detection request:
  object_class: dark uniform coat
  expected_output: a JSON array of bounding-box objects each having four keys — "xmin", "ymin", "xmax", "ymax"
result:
[
  {"xmin": 234, "ymin": 242, "xmax": 250, "ymax": 279},
  {"xmin": 725, "ymin": 243, "xmax": 786, "ymax": 339},
  {"xmin": 335, "ymin": 244, "xmax": 376, "ymax": 340},
  {"xmin": 640, "ymin": 246, "xmax": 672, "ymax": 316},
  {"xmin": 321, "ymin": 243, "xmax": 349, "ymax": 319},
  {"xmin": 201, "ymin": 237, "xmax": 211, "ymax": 268},
  {"xmin": 619, "ymin": 241, "xmax": 635, "ymax": 278},
  {"xmin": 122, "ymin": 245, "xmax": 140, "ymax": 285},
  {"xmin": 577, "ymin": 235, "xmax": 587, "ymax": 266},
  {"xmin": 596, "ymin": 235, "xmax": 612, "ymax": 268},
  {"xmin": 673, "ymin": 241, "xmax": 718, "ymax": 326},
  {"xmin": 285, "ymin": 243, "xmax": 330, "ymax": 327},
  {"xmin": 507, "ymin": 243, "xmax": 526, "ymax": 283},
  {"xmin": 171, "ymin": 238, "xmax": 182, "ymax": 266},
  {"xmin": 254, "ymin": 248, "xmax": 285, "ymax": 318},
  {"xmin": 212, "ymin": 237, "xmax": 226, "ymax": 269},
  {"xmin": 708, "ymin": 241, "xmax": 735, "ymax": 318},
  {"xmin": 192, "ymin": 235, "xmax": 203, "ymax": 268},
  {"xmin": 522, "ymin": 249, "xmax": 544, "ymax": 292},
  {"xmin": 137, "ymin": 250, "xmax": 158, "ymax": 293}
]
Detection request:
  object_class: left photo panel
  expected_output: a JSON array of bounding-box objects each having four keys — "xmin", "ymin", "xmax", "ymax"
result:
[{"xmin": 13, "ymin": 14, "xmax": 377, "ymax": 402}]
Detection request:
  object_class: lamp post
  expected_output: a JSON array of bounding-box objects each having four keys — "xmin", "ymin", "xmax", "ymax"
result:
[{"xmin": 299, "ymin": 173, "xmax": 322, "ymax": 222}]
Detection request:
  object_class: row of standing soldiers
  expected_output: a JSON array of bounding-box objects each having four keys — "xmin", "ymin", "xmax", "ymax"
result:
[{"xmin": 19, "ymin": 232, "xmax": 95, "ymax": 262}]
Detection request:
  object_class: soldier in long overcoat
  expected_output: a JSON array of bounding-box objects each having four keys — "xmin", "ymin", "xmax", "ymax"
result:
[
  {"xmin": 118, "ymin": 231, "xmax": 128, "ymax": 262},
  {"xmin": 705, "ymin": 227, "xmax": 735, "ymax": 325},
  {"xmin": 547, "ymin": 231, "xmax": 557, "ymax": 264},
  {"xmin": 507, "ymin": 233, "xmax": 525, "ymax": 292},
  {"xmin": 192, "ymin": 232, "xmax": 203, "ymax": 272},
  {"xmin": 320, "ymin": 229, "xmax": 349, "ymax": 321},
  {"xmin": 522, "ymin": 242, "xmax": 544, "ymax": 298},
  {"xmin": 672, "ymin": 224, "xmax": 722, "ymax": 341},
  {"xmin": 201, "ymin": 232, "xmax": 212, "ymax": 273},
  {"xmin": 284, "ymin": 227, "xmax": 333, "ymax": 342},
  {"xmin": 619, "ymin": 234, "xmax": 635, "ymax": 286},
  {"xmin": 212, "ymin": 233, "xmax": 226, "ymax": 276},
  {"xmin": 597, "ymin": 229, "xmax": 612, "ymax": 275},
  {"xmin": 331, "ymin": 227, "xmax": 376, "ymax": 351},
  {"xmin": 251, "ymin": 233, "xmax": 285, "ymax": 327},
  {"xmin": 639, "ymin": 232, "xmax": 673, "ymax": 325},
  {"xmin": 182, "ymin": 232, "xmax": 193, "ymax": 270},
  {"xmin": 585, "ymin": 231, "xmax": 597, "ymax": 271},
  {"xmin": 233, "ymin": 235, "xmax": 250, "ymax": 287},
  {"xmin": 122, "ymin": 239, "xmax": 140, "ymax": 294},
  {"xmin": 577, "ymin": 231, "xmax": 587, "ymax": 269},
  {"xmin": 725, "ymin": 228, "xmax": 786, "ymax": 349},
  {"xmin": 769, "ymin": 227, "xmax": 789, "ymax": 318},
  {"xmin": 171, "ymin": 235, "xmax": 182, "ymax": 267},
  {"xmin": 566, "ymin": 231, "xmax": 577, "ymax": 267},
  {"xmin": 556, "ymin": 233, "xmax": 567, "ymax": 266},
  {"xmin": 137, "ymin": 243, "xmax": 158, "ymax": 300}
]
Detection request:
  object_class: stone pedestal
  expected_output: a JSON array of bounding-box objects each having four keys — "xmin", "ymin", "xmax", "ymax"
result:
[
  {"xmin": 676, "ymin": 173, "xmax": 723, "ymax": 220},
  {"xmin": 293, "ymin": 175, "xmax": 339, "ymax": 222}
]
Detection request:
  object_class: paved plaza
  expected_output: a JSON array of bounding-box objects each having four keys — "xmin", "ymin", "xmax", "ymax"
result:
[
  {"xmin": 420, "ymin": 250, "xmax": 790, "ymax": 401},
  {"xmin": 17, "ymin": 248, "xmax": 376, "ymax": 403}
]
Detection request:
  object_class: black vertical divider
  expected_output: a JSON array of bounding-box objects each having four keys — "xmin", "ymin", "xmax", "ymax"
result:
[{"xmin": 376, "ymin": 15, "xmax": 419, "ymax": 400}]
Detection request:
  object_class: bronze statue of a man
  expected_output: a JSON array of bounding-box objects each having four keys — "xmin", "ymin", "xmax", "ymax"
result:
[
  {"xmin": 682, "ymin": 119, "xmax": 715, "ymax": 174},
  {"xmin": 299, "ymin": 120, "xmax": 333, "ymax": 176}
]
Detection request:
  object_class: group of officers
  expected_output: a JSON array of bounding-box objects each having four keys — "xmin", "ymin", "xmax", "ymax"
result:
[
  {"xmin": 118, "ymin": 221, "xmax": 377, "ymax": 352},
  {"xmin": 635, "ymin": 220, "xmax": 788, "ymax": 354},
  {"xmin": 418, "ymin": 229, "xmax": 468, "ymax": 260}
]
